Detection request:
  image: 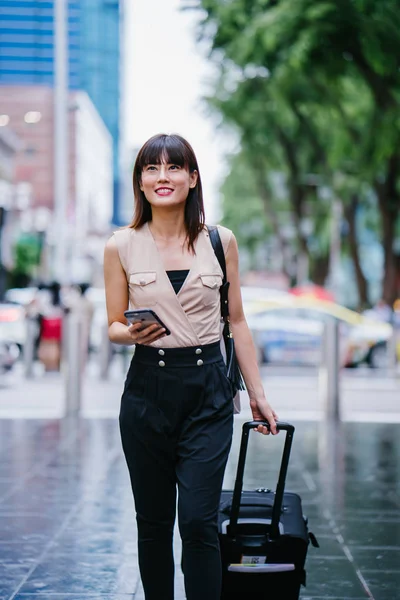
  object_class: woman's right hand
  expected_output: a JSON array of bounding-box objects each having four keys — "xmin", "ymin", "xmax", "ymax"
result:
[{"xmin": 127, "ymin": 322, "xmax": 166, "ymax": 345}]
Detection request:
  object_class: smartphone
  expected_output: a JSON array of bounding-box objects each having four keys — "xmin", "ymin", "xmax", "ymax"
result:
[{"xmin": 124, "ymin": 309, "xmax": 171, "ymax": 336}]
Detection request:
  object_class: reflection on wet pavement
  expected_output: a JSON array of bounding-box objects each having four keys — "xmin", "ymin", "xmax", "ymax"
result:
[{"xmin": 0, "ymin": 417, "xmax": 399, "ymax": 599}]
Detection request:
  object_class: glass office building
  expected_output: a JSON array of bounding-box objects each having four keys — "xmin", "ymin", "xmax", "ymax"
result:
[
  {"xmin": 79, "ymin": 0, "xmax": 122, "ymax": 225},
  {"xmin": 0, "ymin": 0, "xmax": 123, "ymax": 224}
]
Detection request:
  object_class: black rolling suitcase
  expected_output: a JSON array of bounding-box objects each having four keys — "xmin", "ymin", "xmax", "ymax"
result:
[{"xmin": 219, "ymin": 420, "xmax": 318, "ymax": 599}]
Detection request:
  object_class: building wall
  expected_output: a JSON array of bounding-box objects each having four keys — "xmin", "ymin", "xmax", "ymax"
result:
[
  {"xmin": 0, "ymin": 126, "xmax": 20, "ymax": 183},
  {"xmin": 0, "ymin": 0, "xmax": 123, "ymax": 225},
  {"xmin": 69, "ymin": 90, "xmax": 113, "ymax": 283},
  {"xmin": 0, "ymin": 86, "xmax": 57, "ymax": 209},
  {"xmin": 0, "ymin": 85, "xmax": 112, "ymax": 233},
  {"xmin": 0, "ymin": 0, "xmax": 80, "ymax": 88},
  {"xmin": 73, "ymin": 90, "xmax": 113, "ymax": 235},
  {"xmin": 79, "ymin": 0, "xmax": 122, "ymax": 225},
  {"xmin": 0, "ymin": 126, "xmax": 20, "ymax": 288}
]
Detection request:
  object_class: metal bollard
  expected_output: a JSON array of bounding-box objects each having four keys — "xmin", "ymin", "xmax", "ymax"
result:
[
  {"xmin": 99, "ymin": 321, "xmax": 113, "ymax": 380},
  {"xmin": 387, "ymin": 330, "xmax": 398, "ymax": 373},
  {"xmin": 65, "ymin": 311, "xmax": 83, "ymax": 415},
  {"xmin": 318, "ymin": 319, "xmax": 341, "ymax": 420},
  {"xmin": 23, "ymin": 316, "xmax": 38, "ymax": 378}
]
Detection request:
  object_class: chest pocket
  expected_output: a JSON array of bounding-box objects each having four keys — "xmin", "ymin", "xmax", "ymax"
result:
[
  {"xmin": 199, "ymin": 273, "xmax": 222, "ymax": 307},
  {"xmin": 129, "ymin": 271, "xmax": 158, "ymax": 307}
]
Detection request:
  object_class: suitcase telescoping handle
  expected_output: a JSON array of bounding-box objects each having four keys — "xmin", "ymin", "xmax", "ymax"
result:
[{"xmin": 229, "ymin": 421, "xmax": 295, "ymax": 541}]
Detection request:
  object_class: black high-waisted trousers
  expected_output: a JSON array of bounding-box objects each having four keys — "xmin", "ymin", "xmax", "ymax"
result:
[{"xmin": 119, "ymin": 341, "xmax": 234, "ymax": 600}]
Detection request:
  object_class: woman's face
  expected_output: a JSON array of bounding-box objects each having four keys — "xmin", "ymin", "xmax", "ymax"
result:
[{"xmin": 140, "ymin": 161, "xmax": 198, "ymax": 209}]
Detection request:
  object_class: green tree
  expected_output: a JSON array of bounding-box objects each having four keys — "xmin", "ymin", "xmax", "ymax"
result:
[
  {"xmin": 9, "ymin": 235, "xmax": 41, "ymax": 288},
  {"xmin": 219, "ymin": 150, "xmax": 292, "ymax": 275},
  {"xmin": 187, "ymin": 0, "xmax": 400, "ymax": 305},
  {"xmin": 207, "ymin": 72, "xmax": 335, "ymax": 285}
]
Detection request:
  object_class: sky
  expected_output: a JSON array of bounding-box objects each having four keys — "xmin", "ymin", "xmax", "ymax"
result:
[{"xmin": 125, "ymin": 0, "xmax": 232, "ymax": 222}]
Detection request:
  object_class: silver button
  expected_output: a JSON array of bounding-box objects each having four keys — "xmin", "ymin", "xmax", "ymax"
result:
[
  {"xmin": 197, "ymin": 359, "xmax": 203, "ymax": 366},
  {"xmin": 158, "ymin": 360, "xmax": 165, "ymax": 367},
  {"xmin": 195, "ymin": 348, "xmax": 202, "ymax": 355},
  {"xmin": 140, "ymin": 279, "xmax": 146, "ymax": 285},
  {"xmin": 158, "ymin": 349, "xmax": 165, "ymax": 356}
]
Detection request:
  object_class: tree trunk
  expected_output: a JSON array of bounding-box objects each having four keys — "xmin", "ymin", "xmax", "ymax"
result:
[
  {"xmin": 288, "ymin": 185, "xmax": 311, "ymax": 285},
  {"xmin": 254, "ymin": 163, "xmax": 292, "ymax": 280},
  {"xmin": 277, "ymin": 128, "xmax": 311, "ymax": 282},
  {"xmin": 380, "ymin": 209, "xmax": 397, "ymax": 305},
  {"xmin": 258, "ymin": 190, "xmax": 292, "ymax": 280},
  {"xmin": 343, "ymin": 194, "xmax": 369, "ymax": 309},
  {"xmin": 375, "ymin": 153, "xmax": 400, "ymax": 306},
  {"xmin": 310, "ymin": 254, "xmax": 330, "ymax": 286},
  {"xmin": 352, "ymin": 46, "xmax": 396, "ymax": 111},
  {"xmin": 396, "ymin": 253, "xmax": 400, "ymax": 300}
]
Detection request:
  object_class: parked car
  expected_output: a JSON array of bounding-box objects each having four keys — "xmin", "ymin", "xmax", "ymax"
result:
[{"xmin": 245, "ymin": 297, "xmax": 393, "ymax": 368}]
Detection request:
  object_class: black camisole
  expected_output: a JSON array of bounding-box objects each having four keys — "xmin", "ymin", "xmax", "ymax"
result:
[{"xmin": 166, "ymin": 269, "xmax": 189, "ymax": 295}]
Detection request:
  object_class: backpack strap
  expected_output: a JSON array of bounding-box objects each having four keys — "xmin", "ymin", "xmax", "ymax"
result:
[
  {"xmin": 207, "ymin": 225, "xmax": 245, "ymax": 394},
  {"xmin": 207, "ymin": 225, "xmax": 229, "ymax": 322},
  {"xmin": 208, "ymin": 225, "xmax": 226, "ymax": 283}
]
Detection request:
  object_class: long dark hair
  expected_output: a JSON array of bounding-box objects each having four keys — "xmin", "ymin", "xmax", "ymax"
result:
[{"xmin": 131, "ymin": 133, "xmax": 205, "ymax": 252}]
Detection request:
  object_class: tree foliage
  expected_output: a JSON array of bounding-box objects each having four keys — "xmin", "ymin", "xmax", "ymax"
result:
[
  {"xmin": 187, "ymin": 0, "xmax": 400, "ymax": 305},
  {"xmin": 7, "ymin": 235, "xmax": 41, "ymax": 289}
]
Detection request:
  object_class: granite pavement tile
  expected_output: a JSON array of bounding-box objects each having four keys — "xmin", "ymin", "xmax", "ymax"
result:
[
  {"xmin": 336, "ymin": 518, "xmax": 400, "ymax": 547},
  {"xmin": 0, "ymin": 562, "xmax": 32, "ymax": 598},
  {"xmin": 14, "ymin": 596, "xmax": 135, "ymax": 599},
  {"xmin": 0, "ymin": 514, "xmax": 60, "ymax": 543},
  {"xmin": 0, "ymin": 412, "xmax": 399, "ymax": 600},
  {"xmin": 303, "ymin": 557, "xmax": 371, "ymax": 598},
  {"xmin": 362, "ymin": 571, "xmax": 400, "ymax": 600},
  {"xmin": 16, "ymin": 554, "xmax": 140, "ymax": 595},
  {"xmin": 347, "ymin": 546, "xmax": 400, "ymax": 571}
]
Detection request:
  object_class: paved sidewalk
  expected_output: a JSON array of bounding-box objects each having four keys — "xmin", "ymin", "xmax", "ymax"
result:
[
  {"xmin": 1, "ymin": 360, "xmax": 399, "ymax": 421},
  {"xmin": 0, "ymin": 363, "xmax": 399, "ymax": 599}
]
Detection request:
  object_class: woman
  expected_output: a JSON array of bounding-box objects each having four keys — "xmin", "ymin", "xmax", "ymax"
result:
[{"xmin": 104, "ymin": 133, "xmax": 278, "ymax": 600}]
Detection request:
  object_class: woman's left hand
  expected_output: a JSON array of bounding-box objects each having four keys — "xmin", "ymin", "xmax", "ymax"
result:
[{"xmin": 249, "ymin": 397, "xmax": 279, "ymax": 435}]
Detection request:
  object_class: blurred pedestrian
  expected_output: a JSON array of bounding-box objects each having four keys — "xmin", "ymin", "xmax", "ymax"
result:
[
  {"xmin": 103, "ymin": 133, "xmax": 278, "ymax": 600},
  {"xmin": 66, "ymin": 283, "xmax": 94, "ymax": 370},
  {"xmin": 25, "ymin": 283, "xmax": 50, "ymax": 359},
  {"xmin": 37, "ymin": 281, "xmax": 64, "ymax": 372},
  {"xmin": 77, "ymin": 283, "xmax": 94, "ymax": 353}
]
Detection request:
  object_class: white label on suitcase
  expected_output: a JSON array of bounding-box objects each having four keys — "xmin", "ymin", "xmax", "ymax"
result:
[{"xmin": 241, "ymin": 555, "xmax": 266, "ymax": 564}]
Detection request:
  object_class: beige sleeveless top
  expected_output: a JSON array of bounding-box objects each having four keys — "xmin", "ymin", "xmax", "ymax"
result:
[{"xmin": 113, "ymin": 222, "xmax": 233, "ymax": 348}]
